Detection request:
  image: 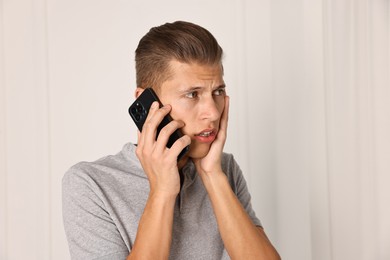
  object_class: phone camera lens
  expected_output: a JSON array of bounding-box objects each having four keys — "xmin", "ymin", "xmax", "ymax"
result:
[
  {"xmin": 136, "ymin": 104, "xmax": 143, "ymax": 113},
  {"xmin": 135, "ymin": 114, "xmax": 141, "ymax": 121},
  {"xmin": 131, "ymin": 107, "xmax": 137, "ymax": 115}
]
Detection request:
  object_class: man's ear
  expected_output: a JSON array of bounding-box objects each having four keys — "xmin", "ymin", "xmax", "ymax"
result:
[{"xmin": 135, "ymin": 87, "xmax": 144, "ymax": 98}]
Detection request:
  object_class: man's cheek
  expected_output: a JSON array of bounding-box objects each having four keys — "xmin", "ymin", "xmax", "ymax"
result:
[{"xmin": 180, "ymin": 125, "xmax": 191, "ymax": 136}]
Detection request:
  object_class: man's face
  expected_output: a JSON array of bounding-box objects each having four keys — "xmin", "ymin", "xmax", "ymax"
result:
[{"xmin": 158, "ymin": 60, "xmax": 226, "ymax": 159}]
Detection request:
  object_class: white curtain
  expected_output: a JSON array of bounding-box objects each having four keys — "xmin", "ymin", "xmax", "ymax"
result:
[
  {"xmin": 324, "ymin": 0, "xmax": 390, "ymax": 259},
  {"xmin": 246, "ymin": 0, "xmax": 390, "ymax": 259},
  {"xmin": 1, "ymin": 0, "xmax": 389, "ymax": 259}
]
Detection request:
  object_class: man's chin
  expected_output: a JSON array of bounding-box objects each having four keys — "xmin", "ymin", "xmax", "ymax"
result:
[{"xmin": 187, "ymin": 144, "xmax": 211, "ymax": 159}]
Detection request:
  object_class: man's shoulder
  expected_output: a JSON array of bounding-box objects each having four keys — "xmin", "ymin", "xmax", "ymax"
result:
[
  {"xmin": 220, "ymin": 152, "xmax": 245, "ymax": 183},
  {"xmin": 221, "ymin": 152, "xmax": 238, "ymax": 171},
  {"xmin": 221, "ymin": 151, "xmax": 234, "ymax": 162}
]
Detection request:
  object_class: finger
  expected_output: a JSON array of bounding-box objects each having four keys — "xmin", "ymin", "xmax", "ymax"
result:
[
  {"xmin": 207, "ymin": 96, "xmax": 229, "ymax": 157},
  {"xmin": 137, "ymin": 130, "xmax": 141, "ymax": 145},
  {"xmin": 167, "ymin": 135, "xmax": 191, "ymax": 160},
  {"xmin": 136, "ymin": 102, "xmax": 155, "ymax": 153},
  {"xmin": 218, "ymin": 96, "xmax": 229, "ymax": 140},
  {"xmin": 142, "ymin": 103, "xmax": 171, "ymax": 148},
  {"xmin": 135, "ymin": 130, "xmax": 145, "ymax": 161},
  {"xmin": 136, "ymin": 130, "xmax": 146, "ymax": 153},
  {"xmin": 154, "ymin": 120, "xmax": 185, "ymax": 154}
]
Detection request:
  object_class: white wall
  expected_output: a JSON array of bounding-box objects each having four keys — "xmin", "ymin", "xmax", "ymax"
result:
[{"xmin": 1, "ymin": 0, "xmax": 389, "ymax": 259}]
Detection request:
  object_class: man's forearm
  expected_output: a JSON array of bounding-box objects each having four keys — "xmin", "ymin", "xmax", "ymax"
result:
[
  {"xmin": 127, "ymin": 192, "xmax": 176, "ymax": 260},
  {"xmin": 200, "ymin": 172, "xmax": 281, "ymax": 260}
]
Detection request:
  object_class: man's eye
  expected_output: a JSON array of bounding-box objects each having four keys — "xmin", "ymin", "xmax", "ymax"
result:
[
  {"xmin": 213, "ymin": 88, "xmax": 225, "ymax": 96},
  {"xmin": 185, "ymin": 91, "xmax": 198, "ymax": 99}
]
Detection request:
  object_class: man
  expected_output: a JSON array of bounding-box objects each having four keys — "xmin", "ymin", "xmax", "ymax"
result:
[{"xmin": 63, "ymin": 21, "xmax": 280, "ymax": 260}]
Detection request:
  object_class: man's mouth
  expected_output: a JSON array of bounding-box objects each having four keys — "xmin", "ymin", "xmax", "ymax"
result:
[
  {"xmin": 197, "ymin": 130, "xmax": 214, "ymax": 137},
  {"xmin": 194, "ymin": 129, "xmax": 217, "ymax": 143}
]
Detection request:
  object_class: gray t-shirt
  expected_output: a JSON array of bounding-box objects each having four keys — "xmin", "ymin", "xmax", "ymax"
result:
[{"xmin": 62, "ymin": 143, "xmax": 261, "ymax": 260}]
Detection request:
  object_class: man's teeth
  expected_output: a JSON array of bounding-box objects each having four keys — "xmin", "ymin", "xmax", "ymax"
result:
[{"xmin": 198, "ymin": 131, "xmax": 212, "ymax": 137}]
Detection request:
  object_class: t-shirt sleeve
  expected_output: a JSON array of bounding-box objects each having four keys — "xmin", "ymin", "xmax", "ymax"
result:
[
  {"xmin": 226, "ymin": 154, "xmax": 262, "ymax": 228},
  {"xmin": 62, "ymin": 164, "xmax": 129, "ymax": 260}
]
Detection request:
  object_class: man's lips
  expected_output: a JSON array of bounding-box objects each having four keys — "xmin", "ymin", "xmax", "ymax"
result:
[{"xmin": 194, "ymin": 129, "xmax": 217, "ymax": 143}]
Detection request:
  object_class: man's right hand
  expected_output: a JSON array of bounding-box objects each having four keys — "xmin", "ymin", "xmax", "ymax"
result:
[
  {"xmin": 135, "ymin": 101, "xmax": 191, "ymax": 197},
  {"xmin": 128, "ymin": 101, "xmax": 191, "ymax": 259}
]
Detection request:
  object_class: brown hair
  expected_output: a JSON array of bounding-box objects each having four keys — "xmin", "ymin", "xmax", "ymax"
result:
[{"xmin": 135, "ymin": 21, "xmax": 223, "ymax": 89}]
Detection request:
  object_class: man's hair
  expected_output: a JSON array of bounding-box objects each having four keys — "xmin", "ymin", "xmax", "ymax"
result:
[{"xmin": 135, "ymin": 21, "xmax": 223, "ymax": 89}]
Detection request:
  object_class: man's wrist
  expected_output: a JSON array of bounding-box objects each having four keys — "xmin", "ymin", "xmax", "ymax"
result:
[
  {"xmin": 199, "ymin": 170, "xmax": 227, "ymax": 189},
  {"xmin": 148, "ymin": 190, "xmax": 178, "ymax": 206}
]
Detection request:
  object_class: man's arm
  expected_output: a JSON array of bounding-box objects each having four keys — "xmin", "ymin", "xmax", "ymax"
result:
[
  {"xmin": 194, "ymin": 96, "xmax": 280, "ymax": 259},
  {"xmin": 126, "ymin": 192, "xmax": 176, "ymax": 259},
  {"xmin": 127, "ymin": 101, "xmax": 191, "ymax": 259},
  {"xmin": 199, "ymin": 171, "xmax": 281, "ymax": 260}
]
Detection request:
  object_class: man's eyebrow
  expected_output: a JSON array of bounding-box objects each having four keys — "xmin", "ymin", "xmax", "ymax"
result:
[
  {"xmin": 182, "ymin": 86, "xmax": 203, "ymax": 92},
  {"xmin": 211, "ymin": 84, "xmax": 226, "ymax": 91},
  {"xmin": 215, "ymin": 84, "xmax": 226, "ymax": 89},
  {"xmin": 177, "ymin": 86, "xmax": 204, "ymax": 93},
  {"xmin": 178, "ymin": 84, "xmax": 226, "ymax": 93}
]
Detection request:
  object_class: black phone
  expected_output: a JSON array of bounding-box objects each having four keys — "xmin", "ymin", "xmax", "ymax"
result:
[{"xmin": 128, "ymin": 88, "xmax": 189, "ymax": 161}]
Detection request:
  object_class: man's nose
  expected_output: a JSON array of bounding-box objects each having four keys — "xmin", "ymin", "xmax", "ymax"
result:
[{"xmin": 200, "ymin": 96, "xmax": 221, "ymax": 122}]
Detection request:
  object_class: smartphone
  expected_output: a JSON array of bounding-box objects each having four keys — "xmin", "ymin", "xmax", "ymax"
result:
[{"xmin": 128, "ymin": 88, "xmax": 189, "ymax": 161}]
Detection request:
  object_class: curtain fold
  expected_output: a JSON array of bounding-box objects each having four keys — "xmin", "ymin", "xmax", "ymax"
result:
[{"xmin": 247, "ymin": 0, "xmax": 390, "ymax": 259}]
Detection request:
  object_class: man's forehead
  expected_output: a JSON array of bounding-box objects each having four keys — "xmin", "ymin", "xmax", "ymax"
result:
[{"xmin": 156, "ymin": 60, "xmax": 223, "ymax": 93}]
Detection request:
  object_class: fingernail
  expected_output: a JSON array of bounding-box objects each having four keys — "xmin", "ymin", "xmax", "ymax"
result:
[{"xmin": 151, "ymin": 102, "xmax": 158, "ymax": 108}]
